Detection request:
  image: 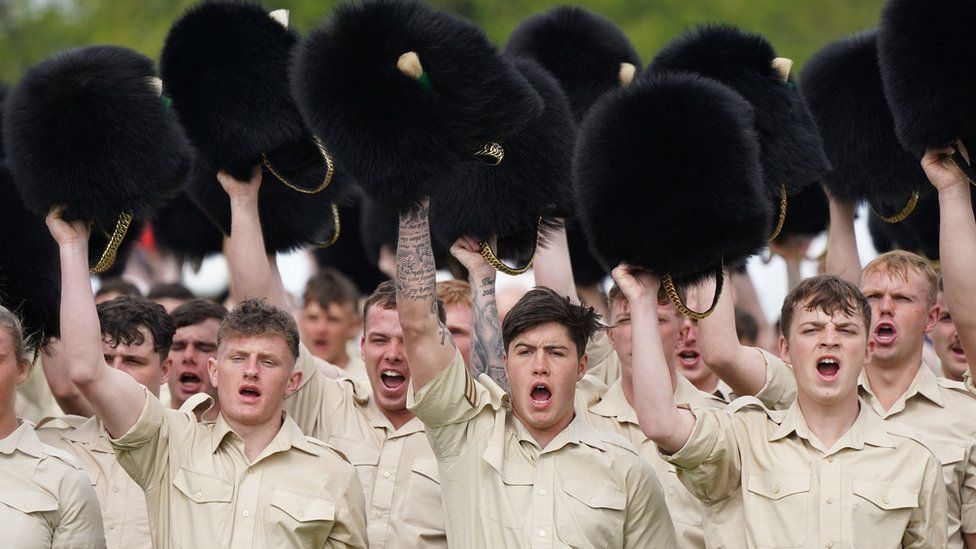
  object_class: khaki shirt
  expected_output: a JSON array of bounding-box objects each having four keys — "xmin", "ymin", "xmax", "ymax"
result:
[
  {"xmin": 0, "ymin": 420, "xmax": 105, "ymax": 548},
  {"xmin": 408, "ymin": 349, "xmax": 678, "ymax": 548},
  {"xmin": 284, "ymin": 345, "xmax": 446, "ymax": 548},
  {"xmin": 36, "ymin": 415, "xmax": 151, "ymax": 549},
  {"xmin": 578, "ymin": 374, "xmax": 729, "ymax": 549},
  {"xmin": 16, "ymin": 358, "xmax": 62, "ymax": 423},
  {"xmin": 110, "ymin": 390, "xmax": 368, "ymax": 549},
  {"xmin": 756, "ymin": 355, "xmax": 976, "ymax": 547},
  {"xmin": 666, "ymin": 398, "xmax": 948, "ymax": 548},
  {"xmin": 340, "ymin": 344, "xmax": 368, "ymax": 381}
]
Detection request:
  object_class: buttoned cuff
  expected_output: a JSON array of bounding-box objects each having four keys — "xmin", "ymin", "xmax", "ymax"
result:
[
  {"xmin": 109, "ymin": 387, "xmax": 163, "ymax": 450},
  {"xmin": 661, "ymin": 405, "xmax": 720, "ymax": 471}
]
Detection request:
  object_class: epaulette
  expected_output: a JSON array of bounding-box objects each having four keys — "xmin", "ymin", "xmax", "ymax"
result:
[
  {"xmin": 304, "ymin": 436, "xmax": 351, "ymax": 464},
  {"xmin": 726, "ymin": 396, "xmax": 787, "ymax": 424},
  {"xmin": 936, "ymin": 376, "xmax": 976, "ymax": 401},
  {"xmin": 39, "ymin": 442, "xmax": 83, "ymax": 469},
  {"xmin": 35, "ymin": 415, "xmax": 87, "ymax": 431},
  {"xmin": 179, "ymin": 393, "xmax": 215, "ymax": 415},
  {"xmin": 594, "ymin": 429, "xmax": 641, "ymax": 457},
  {"xmin": 880, "ymin": 419, "xmax": 929, "ymax": 447}
]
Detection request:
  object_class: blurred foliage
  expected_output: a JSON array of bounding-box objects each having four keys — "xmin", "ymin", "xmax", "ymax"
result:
[{"xmin": 0, "ymin": 0, "xmax": 885, "ymax": 84}]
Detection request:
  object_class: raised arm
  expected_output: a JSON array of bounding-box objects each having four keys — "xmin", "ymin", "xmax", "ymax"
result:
[
  {"xmin": 40, "ymin": 339, "xmax": 94, "ymax": 418},
  {"xmin": 397, "ymin": 199, "xmax": 457, "ymax": 391},
  {"xmin": 532, "ymin": 224, "xmax": 579, "ymax": 304},
  {"xmin": 614, "ymin": 265, "xmax": 695, "ymax": 454},
  {"xmin": 696, "ymin": 273, "xmax": 769, "ymax": 396},
  {"xmin": 824, "ymin": 191, "xmax": 862, "ymax": 286},
  {"xmin": 450, "ymin": 236, "xmax": 507, "ymax": 390},
  {"xmin": 217, "ymin": 168, "xmax": 290, "ymax": 312},
  {"xmin": 46, "ymin": 208, "xmax": 147, "ymax": 438}
]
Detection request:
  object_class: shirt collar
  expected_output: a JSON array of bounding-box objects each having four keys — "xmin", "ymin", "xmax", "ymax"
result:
[
  {"xmin": 859, "ymin": 362, "xmax": 945, "ymax": 408},
  {"xmin": 210, "ymin": 412, "xmax": 322, "ymax": 461},
  {"xmin": 0, "ymin": 420, "xmax": 45, "ymax": 458},
  {"xmin": 589, "ymin": 380, "xmax": 638, "ymax": 425},
  {"xmin": 769, "ymin": 401, "xmax": 894, "ymax": 454},
  {"xmin": 61, "ymin": 416, "xmax": 115, "ymax": 453}
]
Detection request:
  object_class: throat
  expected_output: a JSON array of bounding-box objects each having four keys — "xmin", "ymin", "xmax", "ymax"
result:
[{"xmin": 381, "ymin": 407, "xmax": 415, "ymax": 431}]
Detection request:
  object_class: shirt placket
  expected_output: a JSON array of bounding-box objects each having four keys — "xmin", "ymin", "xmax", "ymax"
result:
[
  {"xmin": 368, "ymin": 435, "xmax": 403, "ymax": 547},
  {"xmin": 818, "ymin": 454, "xmax": 843, "ymax": 549},
  {"xmin": 105, "ymin": 458, "xmax": 127, "ymax": 547},
  {"xmin": 229, "ymin": 464, "xmax": 263, "ymax": 548},
  {"xmin": 530, "ymin": 453, "xmax": 554, "ymax": 549}
]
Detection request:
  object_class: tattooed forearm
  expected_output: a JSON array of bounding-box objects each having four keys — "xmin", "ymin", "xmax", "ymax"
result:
[{"xmin": 469, "ymin": 275, "xmax": 508, "ymax": 391}]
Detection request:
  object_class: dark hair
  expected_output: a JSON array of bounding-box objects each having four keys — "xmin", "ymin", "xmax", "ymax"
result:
[
  {"xmin": 95, "ymin": 278, "xmax": 141, "ymax": 298},
  {"xmin": 734, "ymin": 307, "xmax": 759, "ymax": 345},
  {"xmin": 502, "ymin": 287, "xmax": 602, "ymax": 360},
  {"xmin": 97, "ymin": 295, "xmax": 176, "ymax": 360},
  {"xmin": 171, "ymin": 299, "xmax": 228, "ymax": 330},
  {"xmin": 302, "ymin": 268, "xmax": 360, "ymax": 313},
  {"xmin": 362, "ymin": 280, "xmax": 446, "ymax": 323},
  {"xmin": 780, "ymin": 275, "xmax": 871, "ymax": 339},
  {"xmin": 147, "ymin": 282, "xmax": 195, "ymax": 301},
  {"xmin": 219, "ymin": 299, "xmax": 300, "ymax": 361}
]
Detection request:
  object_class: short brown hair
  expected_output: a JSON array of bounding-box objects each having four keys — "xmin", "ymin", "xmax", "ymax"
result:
[
  {"xmin": 95, "ymin": 278, "xmax": 141, "ymax": 298},
  {"xmin": 502, "ymin": 287, "xmax": 602, "ymax": 360},
  {"xmin": 780, "ymin": 275, "xmax": 871, "ymax": 339},
  {"xmin": 97, "ymin": 296, "xmax": 176, "ymax": 360},
  {"xmin": 437, "ymin": 279, "xmax": 472, "ymax": 308},
  {"xmin": 171, "ymin": 299, "xmax": 227, "ymax": 329},
  {"xmin": 219, "ymin": 299, "xmax": 300, "ymax": 361},
  {"xmin": 362, "ymin": 280, "xmax": 446, "ymax": 323},
  {"xmin": 303, "ymin": 268, "xmax": 360, "ymax": 314},
  {"xmin": 862, "ymin": 250, "xmax": 938, "ymax": 307},
  {"xmin": 147, "ymin": 282, "xmax": 194, "ymax": 301}
]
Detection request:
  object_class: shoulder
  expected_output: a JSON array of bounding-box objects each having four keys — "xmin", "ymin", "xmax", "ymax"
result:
[
  {"xmin": 303, "ymin": 435, "xmax": 356, "ymax": 466},
  {"xmin": 725, "ymin": 395, "xmax": 786, "ymax": 423},
  {"xmin": 880, "ymin": 421, "xmax": 942, "ymax": 462},
  {"xmin": 37, "ymin": 442, "xmax": 85, "ymax": 472},
  {"xmin": 576, "ymin": 375, "xmax": 609, "ymax": 407},
  {"xmin": 937, "ymin": 377, "xmax": 976, "ymax": 405},
  {"xmin": 35, "ymin": 415, "xmax": 88, "ymax": 431}
]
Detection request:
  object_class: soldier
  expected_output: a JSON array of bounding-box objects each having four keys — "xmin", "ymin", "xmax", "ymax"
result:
[
  {"xmin": 166, "ymin": 299, "xmax": 226, "ymax": 420},
  {"xmin": 299, "ymin": 269, "xmax": 366, "ymax": 379}
]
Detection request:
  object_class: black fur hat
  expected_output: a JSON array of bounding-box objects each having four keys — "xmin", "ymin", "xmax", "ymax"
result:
[
  {"xmin": 291, "ymin": 0, "xmax": 544, "ymax": 210},
  {"xmin": 0, "ymin": 83, "xmax": 8, "ymax": 160},
  {"xmin": 313, "ymin": 192, "xmax": 389, "ymax": 295},
  {"xmin": 4, "ymin": 45, "xmax": 189, "ymax": 230},
  {"xmin": 0, "ymin": 167, "xmax": 60, "ymax": 350},
  {"xmin": 359, "ymin": 196, "xmax": 399, "ymax": 268},
  {"xmin": 801, "ymin": 31, "xmax": 928, "ymax": 216},
  {"xmin": 506, "ymin": 6, "xmax": 640, "ymax": 123},
  {"xmin": 648, "ymin": 25, "xmax": 830, "ymax": 201},
  {"xmin": 878, "ymin": 0, "xmax": 976, "ymax": 155},
  {"xmin": 429, "ymin": 58, "xmax": 575, "ymax": 265},
  {"xmin": 152, "ymin": 190, "xmax": 224, "ymax": 260},
  {"xmin": 574, "ymin": 72, "xmax": 771, "ymax": 286},
  {"xmin": 868, "ymin": 209, "xmax": 924, "ymax": 255},
  {"xmin": 775, "ymin": 182, "xmax": 829, "ymax": 240}
]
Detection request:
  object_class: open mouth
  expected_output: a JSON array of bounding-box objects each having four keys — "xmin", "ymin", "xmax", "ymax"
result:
[
  {"xmin": 816, "ymin": 357, "xmax": 840, "ymax": 380},
  {"xmin": 874, "ymin": 322, "xmax": 897, "ymax": 344},
  {"xmin": 530, "ymin": 384, "xmax": 552, "ymax": 407},
  {"xmin": 238, "ymin": 385, "xmax": 262, "ymax": 401},
  {"xmin": 380, "ymin": 370, "xmax": 405, "ymax": 390},
  {"xmin": 677, "ymin": 350, "xmax": 700, "ymax": 368},
  {"xmin": 179, "ymin": 373, "xmax": 201, "ymax": 385},
  {"xmin": 952, "ymin": 343, "xmax": 967, "ymax": 359}
]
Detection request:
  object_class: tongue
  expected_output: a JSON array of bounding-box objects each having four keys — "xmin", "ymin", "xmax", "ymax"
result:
[
  {"xmin": 532, "ymin": 387, "xmax": 551, "ymax": 401},
  {"xmin": 382, "ymin": 375, "xmax": 404, "ymax": 390},
  {"xmin": 817, "ymin": 364, "xmax": 840, "ymax": 377}
]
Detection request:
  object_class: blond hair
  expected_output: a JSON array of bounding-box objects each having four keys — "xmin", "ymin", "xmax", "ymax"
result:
[
  {"xmin": 862, "ymin": 250, "xmax": 938, "ymax": 307},
  {"xmin": 436, "ymin": 279, "xmax": 472, "ymax": 308}
]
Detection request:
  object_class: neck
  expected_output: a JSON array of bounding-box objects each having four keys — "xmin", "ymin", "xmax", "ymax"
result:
[
  {"xmin": 622, "ymin": 363, "xmax": 677, "ymax": 409},
  {"xmin": 690, "ymin": 371, "xmax": 720, "ymax": 394},
  {"xmin": 331, "ymin": 352, "xmax": 349, "ymax": 369},
  {"xmin": 0, "ymin": 410, "xmax": 19, "ymax": 441},
  {"xmin": 224, "ymin": 412, "xmax": 285, "ymax": 462},
  {"xmin": 865, "ymin": 353, "xmax": 922, "ymax": 410},
  {"xmin": 381, "ymin": 407, "xmax": 415, "ymax": 431},
  {"xmin": 942, "ymin": 366, "xmax": 964, "ymax": 383},
  {"xmin": 796, "ymin": 392, "xmax": 860, "ymax": 449}
]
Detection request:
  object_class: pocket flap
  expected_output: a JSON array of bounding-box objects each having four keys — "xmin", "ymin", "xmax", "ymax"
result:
[
  {"xmin": 173, "ymin": 468, "xmax": 233, "ymax": 503},
  {"xmin": 328, "ymin": 437, "xmax": 380, "ymax": 467},
  {"xmin": 270, "ymin": 490, "xmax": 336, "ymax": 522},
  {"xmin": 411, "ymin": 458, "xmax": 440, "ymax": 484},
  {"xmin": 0, "ymin": 488, "xmax": 59, "ymax": 513},
  {"xmin": 852, "ymin": 479, "xmax": 918, "ymax": 510},
  {"xmin": 747, "ymin": 473, "xmax": 810, "ymax": 500},
  {"xmin": 562, "ymin": 477, "xmax": 626, "ymax": 511}
]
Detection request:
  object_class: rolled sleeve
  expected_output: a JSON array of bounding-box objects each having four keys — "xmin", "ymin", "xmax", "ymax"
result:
[
  {"xmin": 408, "ymin": 349, "xmax": 488, "ymax": 429},
  {"xmin": 109, "ymin": 388, "xmax": 176, "ymax": 490},
  {"xmin": 751, "ymin": 349, "xmax": 797, "ymax": 410},
  {"xmin": 662, "ymin": 407, "xmax": 742, "ymax": 504}
]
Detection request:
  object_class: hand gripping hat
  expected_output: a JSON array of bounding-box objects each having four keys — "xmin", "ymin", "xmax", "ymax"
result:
[
  {"xmin": 574, "ymin": 72, "xmax": 771, "ymax": 319},
  {"xmin": 161, "ymin": 1, "xmax": 346, "ymax": 251},
  {"xmin": 801, "ymin": 31, "xmax": 928, "ymax": 223},
  {"xmin": 428, "ymin": 58, "xmax": 576, "ymax": 275},
  {"xmin": 648, "ymin": 25, "xmax": 830, "ymax": 240},
  {"xmin": 878, "ymin": 0, "xmax": 976, "ymax": 180},
  {"xmin": 290, "ymin": 0, "xmax": 544, "ymax": 210},
  {"xmin": 4, "ymin": 45, "xmax": 190, "ymax": 273}
]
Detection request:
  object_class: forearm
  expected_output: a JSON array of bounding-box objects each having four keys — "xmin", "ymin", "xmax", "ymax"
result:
[
  {"xmin": 41, "ymin": 340, "xmax": 95, "ymax": 417},
  {"xmin": 397, "ymin": 201, "xmax": 457, "ymax": 389},
  {"xmin": 698, "ymin": 275, "xmax": 768, "ymax": 396},
  {"xmin": 532, "ymin": 224, "xmax": 579, "ymax": 304},
  {"xmin": 939, "ymin": 184, "xmax": 976, "ymax": 329},
  {"xmin": 468, "ymin": 271, "xmax": 508, "ymax": 391},
  {"xmin": 225, "ymin": 193, "xmax": 287, "ymax": 310},
  {"xmin": 825, "ymin": 196, "xmax": 861, "ymax": 285}
]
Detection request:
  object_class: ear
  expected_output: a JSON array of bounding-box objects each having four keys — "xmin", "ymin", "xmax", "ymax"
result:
[
  {"xmin": 160, "ymin": 356, "xmax": 172, "ymax": 385},
  {"xmin": 15, "ymin": 359, "xmax": 30, "ymax": 386},
  {"xmin": 502, "ymin": 352, "xmax": 510, "ymax": 378},
  {"xmin": 605, "ymin": 325, "xmax": 617, "ymax": 348},
  {"xmin": 577, "ymin": 353, "xmax": 588, "ymax": 381},
  {"xmin": 923, "ymin": 303, "xmax": 939, "ymax": 334},
  {"xmin": 864, "ymin": 337, "xmax": 875, "ymax": 364},
  {"xmin": 207, "ymin": 357, "xmax": 219, "ymax": 388},
  {"xmin": 285, "ymin": 369, "xmax": 303, "ymax": 397},
  {"xmin": 778, "ymin": 334, "xmax": 790, "ymax": 363}
]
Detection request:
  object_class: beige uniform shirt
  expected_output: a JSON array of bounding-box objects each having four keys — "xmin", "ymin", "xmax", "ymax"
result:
[
  {"xmin": 408, "ymin": 349, "xmax": 679, "ymax": 548},
  {"xmin": 36, "ymin": 415, "xmax": 151, "ymax": 549},
  {"xmin": 284, "ymin": 345, "xmax": 446, "ymax": 548},
  {"xmin": 110, "ymin": 390, "xmax": 368, "ymax": 549},
  {"xmin": 578, "ymin": 374, "xmax": 729, "ymax": 549},
  {"xmin": 1, "ymin": 420, "xmax": 105, "ymax": 548},
  {"xmin": 757, "ymin": 354, "xmax": 976, "ymax": 548},
  {"xmin": 666, "ymin": 398, "xmax": 948, "ymax": 548},
  {"xmin": 16, "ymin": 358, "xmax": 62, "ymax": 423}
]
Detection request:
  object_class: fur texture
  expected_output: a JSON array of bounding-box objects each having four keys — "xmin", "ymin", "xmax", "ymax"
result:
[
  {"xmin": 429, "ymin": 58, "xmax": 574, "ymax": 264},
  {"xmin": 359, "ymin": 196, "xmax": 399, "ymax": 268},
  {"xmin": 574, "ymin": 72, "xmax": 771, "ymax": 286},
  {"xmin": 291, "ymin": 0, "xmax": 544, "ymax": 210},
  {"xmin": 152, "ymin": 191, "xmax": 224, "ymax": 260},
  {"xmin": 506, "ymin": 6, "xmax": 640, "ymax": 123},
  {"xmin": 776, "ymin": 182, "xmax": 829, "ymax": 239},
  {"xmin": 801, "ymin": 31, "xmax": 928, "ymax": 215},
  {"xmin": 0, "ymin": 83, "xmax": 8, "ymax": 160},
  {"xmin": 313, "ymin": 192, "xmax": 389, "ymax": 295},
  {"xmin": 3, "ymin": 45, "xmax": 189, "ymax": 228},
  {"xmin": 878, "ymin": 0, "xmax": 976, "ymax": 154},
  {"xmin": 868, "ymin": 210, "xmax": 924, "ymax": 256},
  {"xmin": 0, "ymin": 167, "xmax": 60, "ymax": 349},
  {"xmin": 648, "ymin": 25, "xmax": 830, "ymax": 200}
]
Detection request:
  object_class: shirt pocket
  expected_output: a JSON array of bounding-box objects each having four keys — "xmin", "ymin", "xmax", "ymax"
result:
[
  {"xmin": 172, "ymin": 467, "xmax": 233, "ymax": 542},
  {"xmin": 267, "ymin": 489, "xmax": 337, "ymax": 547},
  {"xmin": 926, "ymin": 439, "xmax": 966, "ymax": 491},
  {"xmin": 328, "ymin": 437, "xmax": 379, "ymax": 499},
  {"xmin": 481, "ymin": 464, "xmax": 533, "ymax": 529},
  {"xmin": 556, "ymin": 477, "xmax": 626, "ymax": 549},
  {"xmin": 745, "ymin": 473, "xmax": 810, "ymax": 548},
  {"xmin": 401, "ymin": 458, "xmax": 445, "ymax": 531},
  {"xmin": 851, "ymin": 478, "xmax": 918, "ymax": 549},
  {"xmin": 0, "ymin": 488, "xmax": 59, "ymax": 545}
]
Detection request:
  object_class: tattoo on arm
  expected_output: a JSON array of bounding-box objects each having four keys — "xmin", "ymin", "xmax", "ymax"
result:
[{"xmin": 470, "ymin": 276, "xmax": 508, "ymax": 391}]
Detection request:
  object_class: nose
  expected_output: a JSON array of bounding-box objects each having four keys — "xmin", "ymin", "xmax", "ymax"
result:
[
  {"xmin": 242, "ymin": 355, "xmax": 259, "ymax": 378},
  {"xmin": 531, "ymin": 352, "xmax": 550, "ymax": 376},
  {"xmin": 878, "ymin": 294, "xmax": 895, "ymax": 315},
  {"xmin": 385, "ymin": 339, "xmax": 405, "ymax": 362},
  {"xmin": 820, "ymin": 327, "xmax": 840, "ymax": 348}
]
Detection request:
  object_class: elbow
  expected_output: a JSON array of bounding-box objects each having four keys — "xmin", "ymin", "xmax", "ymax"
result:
[{"xmin": 66, "ymin": 363, "xmax": 101, "ymax": 391}]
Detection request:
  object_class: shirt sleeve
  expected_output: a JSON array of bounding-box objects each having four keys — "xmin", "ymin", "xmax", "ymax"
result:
[
  {"xmin": 325, "ymin": 466, "xmax": 369, "ymax": 549},
  {"xmin": 662, "ymin": 406, "xmax": 743, "ymax": 504},
  {"xmin": 622, "ymin": 458, "xmax": 679, "ymax": 548},
  {"xmin": 283, "ymin": 344, "xmax": 348, "ymax": 440},
  {"xmin": 960, "ymin": 443, "xmax": 976, "ymax": 534},
  {"xmin": 582, "ymin": 330, "xmax": 620, "ymax": 386},
  {"xmin": 903, "ymin": 451, "xmax": 950, "ymax": 548},
  {"xmin": 52, "ymin": 466, "xmax": 106, "ymax": 549},
  {"xmin": 109, "ymin": 387, "xmax": 188, "ymax": 490},
  {"xmin": 749, "ymin": 349, "xmax": 797, "ymax": 411}
]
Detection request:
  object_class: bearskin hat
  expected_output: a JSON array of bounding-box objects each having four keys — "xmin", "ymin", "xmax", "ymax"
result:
[
  {"xmin": 152, "ymin": 190, "xmax": 224, "ymax": 261},
  {"xmin": 574, "ymin": 72, "xmax": 771, "ymax": 286},
  {"xmin": 775, "ymin": 182, "xmax": 829, "ymax": 240},
  {"xmin": 291, "ymin": 0, "xmax": 544, "ymax": 209},
  {"xmin": 801, "ymin": 31, "xmax": 928, "ymax": 217},
  {"xmin": 313, "ymin": 192, "xmax": 389, "ymax": 295},
  {"xmin": 868, "ymin": 209, "xmax": 924, "ymax": 256}
]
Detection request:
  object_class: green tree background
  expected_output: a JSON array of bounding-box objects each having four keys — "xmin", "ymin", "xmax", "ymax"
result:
[{"xmin": 0, "ymin": 0, "xmax": 884, "ymax": 84}]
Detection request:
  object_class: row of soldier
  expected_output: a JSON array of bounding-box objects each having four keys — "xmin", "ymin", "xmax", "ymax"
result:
[{"xmin": 3, "ymin": 143, "xmax": 976, "ymax": 547}]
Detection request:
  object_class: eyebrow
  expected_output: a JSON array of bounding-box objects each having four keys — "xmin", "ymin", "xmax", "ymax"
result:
[{"xmin": 514, "ymin": 343, "xmax": 569, "ymax": 351}]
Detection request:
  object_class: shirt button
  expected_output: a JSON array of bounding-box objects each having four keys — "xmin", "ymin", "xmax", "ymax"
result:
[
  {"xmin": 194, "ymin": 492, "xmax": 202, "ymax": 500},
  {"xmin": 242, "ymin": 510, "xmax": 250, "ymax": 517},
  {"xmin": 23, "ymin": 503, "xmax": 31, "ymax": 509},
  {"xmin": 108, "ymin": 522, "xmax": 116, "ymax": 530},
  {"xmin": 827, "ymin": 457, "xmax": 833, "ymax": 463},
  {"xmin": 113, "ymin": 486, "xmax": 120, "ymax": 493},
  {"xmin": 826, "ymin": 542, "xmax": 833, "ymax": 548},
  {"xmin": 539, "ymin": 530, "xmax": 546, "ymax": 537},
  {"xmin": 298, "ymin": 511, "xmax": 304, "ymax": 518},
  {"xmin": 883, "ymin": 496, "xmax": 890, "ymax": 504},
  {"xmin": 539, "ymin": 488, "xmax": 546, "ymax": 495},
  {"xmin": 826, "ymin": 497, "xmax": 833, "ymax": 504},
  {"xmin": 248, "ymin": 468, "xmax": 254, "ymax": 475},
  {"xmin": 383, "ymin": 472, "xmax": 391, "ymax": 478},
  {"xmin": 375, "ymin": 512, "xmax": 384, "ymax": 519},
  {"xmin": 773, "ymin": 485, "xmax": 780, "ymax": 494}
]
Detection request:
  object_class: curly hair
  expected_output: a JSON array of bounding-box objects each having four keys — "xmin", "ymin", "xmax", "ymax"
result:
[
  {"xmin": 219, "ymin": 299, "xmax": 300, "ymax": 361},
  {"xmin": 97, "ymin": 295, "xmax": 176, "ymax": 359}
]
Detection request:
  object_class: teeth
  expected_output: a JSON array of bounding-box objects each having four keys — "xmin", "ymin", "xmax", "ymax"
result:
[
  {"xmin": 381, "ymin": 371, "xmax": 404, "ymax": 379},
  {"xmin": 820, "ymin": 358, "xmax": 837, "ymax": 365}
]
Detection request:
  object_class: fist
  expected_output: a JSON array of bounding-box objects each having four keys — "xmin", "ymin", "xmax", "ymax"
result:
[
  {"xmin": 611, "ymin": 264, "xmax": 660, "ymax": 301},
  {"xmin": 45, "ymin": 206, "xmax": 90, "ymax": 247}
]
